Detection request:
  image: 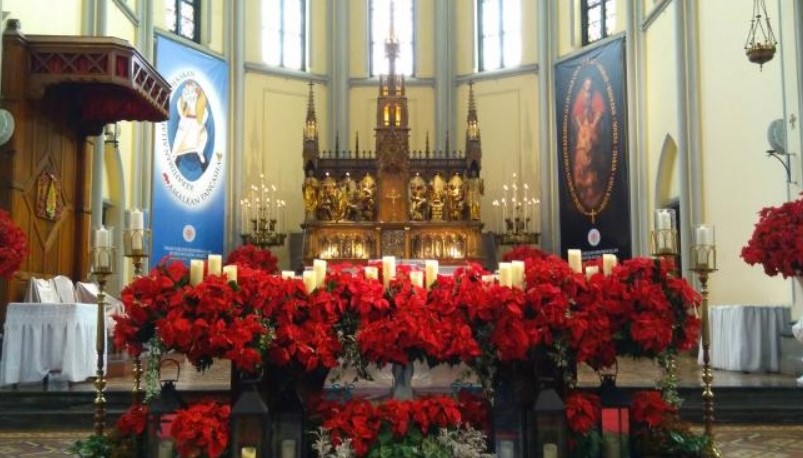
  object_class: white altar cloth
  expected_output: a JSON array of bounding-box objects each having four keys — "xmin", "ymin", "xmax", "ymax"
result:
[
  {"xmin": 700, "ymin": 305, "xmax": 790, "ymax": 373},
  {"xmin": 1, "ymin": 303, "xmax": 104, "ymax": 385}
]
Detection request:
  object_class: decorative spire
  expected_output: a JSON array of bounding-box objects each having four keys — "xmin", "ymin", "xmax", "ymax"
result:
[
  {"xmin": 384, "ymin": 0, "xmax": 400, "ymax": 76},
  {"xmin": 425, "ymin": 131, "xmax": 430, "ymax": 155},
  {"xmin": 304, "ymin": 81, "xmax": 317, "ymax": 140},
  {"xmin": 466, "ymin": 81, "xmax": 480, "ymax": 141},
  {"xmin": 355, "ymin": 131, "xmax": 360, "ymax": 156}
]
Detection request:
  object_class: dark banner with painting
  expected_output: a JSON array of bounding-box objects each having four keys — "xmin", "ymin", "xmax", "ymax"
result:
[{"xmin": 555, "ymin": 36, "xmax": 631, "ymax": 260}]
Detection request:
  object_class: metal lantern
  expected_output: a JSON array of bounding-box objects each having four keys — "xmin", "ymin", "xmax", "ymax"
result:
[
  {"xmin": 530, "ymin": 386, "xmax": 567, "ymax": 458},
  {"xmin": 272, "ymin": 391, "xmax": 305, "ymax": 458},
  {"xmin": 599, "ymin": 375, "xmax": 631, "ymax": 458},
  {"xmin": 146, "ymin": 379, "xmax": 184, "ymax": 458},
  {"xmin": 231, "ymin": 381, "xmax": 271, "ymax": 458},
  {"xmin": 492, "ymin": 374, "xmax": 525, "ymax": 458}
]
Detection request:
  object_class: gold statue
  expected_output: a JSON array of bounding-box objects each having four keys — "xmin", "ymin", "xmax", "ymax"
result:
[
  {"xmin": 318, "ymin": 174, "xmax": 347, "ymax": 221},
  {"xmin": 340, "ymin": 173, "xmax": 359, "ymax": 221},
  {"xmin": 302, "ymin": 171, "xmax": 319, "ymax": 221},
  {"xmin": 465, "ymin": 169, "xmax": 484, "ymax": 221},
  {"xmin": 429, "ymin": 173, "xmax": 447, "ymax": 222},
  {"xmin": 408, "ymin": 174, "xmax": 428, "ymax": 221},
  {"xmin": 358, "ymin": 173, "xmax": 377, "ymax": 220},
  {"xmin": 447, "ymin": 173, "xmax": 465, "ymax": 221}
]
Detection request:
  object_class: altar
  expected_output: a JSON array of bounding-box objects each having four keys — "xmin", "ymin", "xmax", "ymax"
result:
[{"xmin": 298, "ymin": 38, "xmax": 486, "ymax": 265}]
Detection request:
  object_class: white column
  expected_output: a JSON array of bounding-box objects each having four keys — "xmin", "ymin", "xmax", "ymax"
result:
[
  {"xmin": 230, "ymin": 0, "xmax": 244, "ymax": 252},
  {"xmin": 626, "ymin": 0, "xmax": 648, "ymax": 256},
  {"xmin": 537, "ymin": 0, "xmax": 556, "ymax": 252}
]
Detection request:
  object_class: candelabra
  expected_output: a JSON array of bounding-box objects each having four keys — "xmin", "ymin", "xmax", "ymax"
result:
[
  {"xmin": 240, "ymin": 175, "xmax": 287, "ymax": 248},
  {"xmin": 689, "ymin": 224, "xmax": 720, "ymax": 458},
  {"xmin": 90, "ymin": 233, "xmax": 114, "ymax": 436},
  {"xmin": 123, "ymin": 211, "xmax": 149, "ymax": 405},
  {"xmin": 492, "ymin": 173, "xmax": 540, "ymax": 246}
]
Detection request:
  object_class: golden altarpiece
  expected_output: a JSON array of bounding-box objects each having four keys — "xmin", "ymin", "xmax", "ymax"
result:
[{"xmin": 300, "ymin": 38, "xmax": 485, "ymax": 264}]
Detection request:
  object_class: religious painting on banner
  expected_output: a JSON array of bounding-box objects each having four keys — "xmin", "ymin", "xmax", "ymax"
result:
[
  {"xmin": 151, "ymin": 35, "xmax": 229, "ymax": 267},
  {"xmin": 554, "ymin": 36, "xmax": 631, "ymax": 261}
]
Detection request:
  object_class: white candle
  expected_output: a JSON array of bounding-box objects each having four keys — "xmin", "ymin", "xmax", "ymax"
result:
[
  {"xmin": 281, "ymin": 439, "xmax": 296, "ymax": 458},
  {"xmin": 281, "ymin": 270, "xmax": 296, "ymax": 279},
  {"xmin": 302, "ymin": 270, "xmax": 317, "ymax": 293},
  {"xmin": 95, "ymin": 226, "xmax": 111, "ymax": 248},
  {"xmin": 364, "ymin": 266, "xmax": 379, "ymax": 280},
  {"xmin": 543, "ymin": 443, "xmax": 558, "ymax": 458},
  {"xmin": 585, "ymin": 265, "xmax": 599, "ymax": 279},
  {"xmin": 240, "ymin": 446, "xmax": 257, "ymax": 458},
  {"xmin": 481, "ymin": 274, "xmax": 495, "ymax": 284},
  {"xmin": 498, "ymin": 262, "xmax": 513, "ymax": 288},
  {"xmin": 655, "ymin": 209, "xmax": 672, "ymax": 230},
  {"xmin": 602, "ymin": 254, "xmax": 617, "ymax": 276},
  {"xmin": 128, "ymin": 209, "xmax": 144, "ymax": 230},
  {"xmin": 567, "ymin": 249, "xmax": 583, "ymax": 273},
  {"xmin": 499, "ymin": 440, "xmax": 514, "ymax": 458},
  {"xmin": 222, "ymin": 265, "xmax": 238, "ymax": 283},
  {"xmin": 511, "ymin": 260, "xmax": 525, "ymax": 289},
  {"xmin": 158, "ymin": 440, "xmax": 174, "ymax": 458},
  {"xmin": 207, "ymin": 254, "xmax": 223, "ymax": 276},
  {"xmin": 190, "ymin": 259, "xmax": 205, "ymax": 286},
  {"xmin": 313, "ymin": 259, "xmax": 328, "ymax": 288},
  {"xmin": 424, "ymin": 260, "xmax": 439, "ymax": 289},
  {"xmin": 695, "ymin": 225, "xmax": 713, "ymax": 246},
  {"xmin": 409, "ymin": 271, "xmax": 424, "ymax": 288},
  {"xmin": 382, "ymin": 256, "xmax": 396, "ymax": 288}
]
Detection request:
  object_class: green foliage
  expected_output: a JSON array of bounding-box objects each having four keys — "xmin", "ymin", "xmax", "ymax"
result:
[
  {"xmin": 572, "ymin": 429, "xmax": 602, "ymax": 458},
  {"xmin": 633, "ymin": 424, "xmax": 710, "ymax": 458},
  {"xmin": 69, "ymin": 434, "xmax": 112, "ymax": 458}
]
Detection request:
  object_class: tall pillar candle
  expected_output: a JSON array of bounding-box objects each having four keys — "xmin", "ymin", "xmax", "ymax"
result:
[
  {"xmin": 409, "ymin": 271, "xmax": 424, "ymax": 288},
  {"xmin": 313, "ymin": 259, "xmax": 328, "ymax": 288},
  {"xmin": 94, "ymin": 226, "xmax": 112, "ymax": 270},
  {"xmin": 222, "ymin": 265, "xmax": 238, "ymax": 283},
  {"xmin": 511, "ymin": 260, "xmax": 525, "ymax": 289},
  {"xmin": 585, "ymin": 265, "xmax": 599, "ymax": 279},
  {"xmin": 567, "ymin": 249, "xmax": 583, "ymax": 273},
  {"xmin": 602, "ymin": 254, "xmax": 618, "ymax": 276},
  {"xmin": 364, "ymin": 266, "xmax": 379, "ymax": 280},
  {"xmin": 302, "ymin": 270, "xmax": 317, "ymax": 294},
  {"xmin": 128, "ymin": 209, "xmax": 144, "ymax": 250},
  {"xmin": 189, "ymin": 259, "xmax": 205, "ymax": 286},
  {"xmin": 424, "ymin": 260, "xmax": 439, "ymax": 289},
  {"xmin": 281, "ymin": 270, "xmax": 296, "ymax": 279},
  {"xmin": 382, "ymin": 256, "xmax": 396, "ymax": 288},
  {"xmin": 543, "ymin": 443, "xmax": 558, "ymax": 458},
  {"xmin": 207, "ymin": 254, "xmax": 223, "ymax": 276},
  {"xmin": 498, "ymin": 262, "xmax": 513, "ymax": 288}
]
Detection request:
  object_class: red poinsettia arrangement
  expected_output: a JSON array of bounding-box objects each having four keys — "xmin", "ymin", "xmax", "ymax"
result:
[
  {"xmin": 599, "ymin": 257, "xmax": 701, "ymax": 358},
  {"xmin": 226, "ymin": 244, "xmax": 278, "ymax": 274},
  {"xmin": 502, "ymin": 245, "xmax": 547, "ymax": 262},
  {"xmin": 170, "ymin": 401, "xmax": 230, "ymax": 458},
  {"xmin": 631, "ymin": 390, "xmax": 675, "ymax": 428},
  {"xmin": 565, "ymin": 391, "xmax": 601, "ymax": 435},
  {"xmin": 316, "ymin": 394, "xmax": 488, "ymax": 457},
  {"xmin": 0, "ymin": 209, "xmax": 27, "ymax": 280},
  {"xmin": 741, "ymin": 194, "xmax": 803, "ymax": 278}
]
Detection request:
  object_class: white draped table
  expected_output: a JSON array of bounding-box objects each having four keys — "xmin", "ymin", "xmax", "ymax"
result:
[
  {"xmin": 1, "ymin": 303, "xmax": 104, "ymax": 385},
  {"xmin": 699, "ymin": 305, "xmax": 791, "ymax": 373}
]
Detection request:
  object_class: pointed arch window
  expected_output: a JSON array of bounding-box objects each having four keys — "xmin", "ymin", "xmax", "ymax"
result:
[
  {"xmin": 262, "ymin": 0, "xmax": 308, "ymax": 71},
  {"xmin": 477, "ymin": 0, "xmax": 521, "ymax": 71},
  {"xmin": 581, "ymin": 0, "xmax": 616, "ymax": 45},
  {"xmin": 166, "ymin": 0, "xmax": 201, "ymax": 43},
  {"xmin": 370, "ymin": 0, "xmax": 415, "ymax": 76}
]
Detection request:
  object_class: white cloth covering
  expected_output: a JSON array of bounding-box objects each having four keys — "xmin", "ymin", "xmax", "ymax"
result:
[
  {"xmin": 0, "ymin": 303, "xmax": 105, "ymax": 385},
  {"xmin": 699, "ymin": 305, "xmax": 791, "ymax": 373},
  {"xmin": 52, "ymin": 275, "xmax": 76, "ymax": 303},
  {"xmin": 23, "ymin": 277, "xmax": 60, "ymax": 303},
  {"xmin": 75, "ymin": 281, "xmax": 124, "ymax": 334}
]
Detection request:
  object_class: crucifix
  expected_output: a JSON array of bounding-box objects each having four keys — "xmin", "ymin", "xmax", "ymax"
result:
[{"xmin": 384, "ymin": 187, "xmax": 401, "ymax": 220}]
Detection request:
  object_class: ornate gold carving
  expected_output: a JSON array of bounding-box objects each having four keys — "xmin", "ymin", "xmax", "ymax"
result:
[
  {"xmin": 381, "ymin": 230, "xmax": 405, "ymax": 258},
  {"xmin": 36, "ymin": 170, "xmax": 64, "ymax": 221},
  {"xmin": 466, "ymin": 171, "xmax": 484, "ymax": 221},
  {"xmin": 447, "ymin": 173, "xmax": 465, "ymax": 221},
  {"xmin": 408, "ymin": 174, "xmax": 428, "ymax": 221},
  {"xmin": 302, "ymin": 172, "xmax": 319, "ymax": 221}
]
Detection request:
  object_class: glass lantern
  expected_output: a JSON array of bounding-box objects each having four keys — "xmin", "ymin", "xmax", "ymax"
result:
[
  {"xmin": 231, "ymin": 381, "xmax": 270, "ymax": 458},
  {"xmin": 530, "ymin": 385, "xmax": 567, "ymax": 458},
  {"xmin": 492, "ymin": 374, "xmax": 525, "ymax": 458},
  {"xmin": 599, "ymin": 375, "xmax": 631, "ymax": 458},
  {"xmin": 272, "ymin": 391, "xmax": 304, "ymax": 458},
  {"xmin": 146, "ymin": 379, "xmax": 184, "ymax": 458}
]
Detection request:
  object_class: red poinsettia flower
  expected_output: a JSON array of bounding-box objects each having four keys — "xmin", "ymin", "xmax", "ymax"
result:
[
  {"xmin": 116, "ymin": 404, "xmax": 148, "ymax": 436},
  {"xmin": 565, "ymin": 391, "xmax": 600, "ymax": 434},
  {"xmin": 742, "ymin": 193, "xmax": 803, "ymax": 278},
  {"xmin": 226, "ymin": 244, "xmax": 278, "ymax": 274},
  {"xmin": 631, "ymin": 390, "xmax": 675, "ymax": 428},
  {"xmin": 170, "ymin": 401, "xmax": 230, "ymax": 458},
  {"xmin": 0, "ymin": 209, "xmax": 27, "ymax": 280}
]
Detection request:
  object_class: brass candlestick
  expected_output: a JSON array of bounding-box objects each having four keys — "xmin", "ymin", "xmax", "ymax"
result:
[
  {"xmin": 90, "ymin": 246, "xmax": 115, "ymax": 436},
  {"xmin": 124, "ymin": 228, "xmax": 150, "ymax": 405},
  {"xmin": 690, "ymin": 239, "xmax": 720, "ymax": 458}
]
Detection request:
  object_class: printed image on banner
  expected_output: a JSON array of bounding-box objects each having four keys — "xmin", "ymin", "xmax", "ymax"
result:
[
  {"xmin": 151, "ymin": 35, "xmax": 228, "ymax": 266},
  {"xmin": 554, "ymin": 36, "xmax": 631, "ymax": 261}
]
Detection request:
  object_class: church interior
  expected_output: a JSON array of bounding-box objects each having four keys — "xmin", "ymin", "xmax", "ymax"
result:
[{"xmin": 1, "ymin": 0, "xmax": 803, "ymax": 457}]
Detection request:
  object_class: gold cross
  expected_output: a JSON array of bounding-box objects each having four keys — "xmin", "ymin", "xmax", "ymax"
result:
[
  {"xmin": 590, "ymin": 208, "xmax": 597, "ymax": 224},
  {"xmin": 384, "ymin": 188, "xmax": 401, "ymax": 219}
]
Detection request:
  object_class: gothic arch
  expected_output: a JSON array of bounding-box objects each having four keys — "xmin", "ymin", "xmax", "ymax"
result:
[{"xmin": 655, "ymin": 134, "xmax": 679, "ymax": 207}]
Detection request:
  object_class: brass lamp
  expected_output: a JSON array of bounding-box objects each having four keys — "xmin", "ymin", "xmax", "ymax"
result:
[
  {"xmin": 744, "ymin": 0, "xmax": 777, "ymax": 69},
  {"xmin": 231, "ymin": 381, "xmax": 271, "ymax": 458},
  {"xmin": 530, "ymin": 383, "xmax": 567, "ymax": 458}
]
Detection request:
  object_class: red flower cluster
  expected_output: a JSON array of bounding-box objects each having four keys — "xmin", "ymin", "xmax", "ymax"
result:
[
  {"xmin": 170, "ymin": 401, "xmax": 230, "ymax": 458},
  {"xmin": 565, "ymin": 391, "xmax": 600, "ymax": 434},
  {"xmin": 317, "ymin": 394, "xmax": 488, "ymax": 457},
  {"xmin": 631, "ymin": 390, "xmax": 675, "ymax": 428},
  {"xmin": 226, "ymin": 244, "xmax": 278, "ymax": 274},
  {"xmin": 116, "ymin": 404, "xmax": 148, "ymax": 437},
  {"xmin": 502, "ymin": 245, "xmax": 547, "ymax": 262},
  {"xmin": 741, "ymin": 194, "xmax": 803, "ymax": 278},
  {"xmin": 0, "ymin": 209, "xmax": 27, "ymax": 280}
]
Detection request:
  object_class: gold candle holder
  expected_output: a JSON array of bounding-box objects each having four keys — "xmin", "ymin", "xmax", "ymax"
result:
[
  {"xmin": 689, "ymin": 239, "xmax": 720, "ymax": 458},
  {"xmin": 90, "ymin": 246, "xmax": 115, "ymax": 436},
  {"xmin": 123, "ymin": 228, "xmax": 151, "ymax": 277}
]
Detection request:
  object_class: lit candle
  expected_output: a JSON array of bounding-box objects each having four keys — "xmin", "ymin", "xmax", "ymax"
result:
[
  {"xmin": 409, "ymin": 271, "xmax": 424, "ymax": 288},
  {"xmin": 222, "ymin": 265, "xmax": 238, "ymax": 283},
  {"xmin": 158, "ymin": 440, "xmax": 174, "ymax": 458},
  {"xmin": 190, "ymin": 259, "xmax": 205, "ymax": 286},
  {"xmin": 695, "ymin": 225, "xmax": 714, "ymax": 246},
  {"xmin": 382, "ymin": 256, "xmax": 396, "ymax": 288},
  {"xmin": 511, "ymin": 260, "xmax": 525, "ymax": 289},
  {"xmin": 281, "ymin": 440, "xmax": 296, "ymax": 458},
  {"xmin": 498, "ymin": 262, "xmax": 513, "ymax": 288},
  {"xmin": 567, "ymin": 249, "xmax": 583, "ymax": 273},
  {"xmin": 95, "ymin": 226, "xmax": 111, "ymax": 248},
  {"xmin": 424, "ymin": 260, "xmax": 439, "ymax": 289},
  {"xmin": 313, "ymin": 259, "xmax": 328, "ymax": 288},
  {"xmin": 655, "ymin": 209, "xmax": 672, "ymax": 230},
  {"xmin": 281, "ymin": 270, "xmax": 296, "ymax": 279},
  {"xmin": 543, "ymin": 443, "xmax": 558, "ymax": 458},
  {"xmin": 128, "ymin": 209, "xmax": 144, "ymax": 230},
  {"xmin": 585, "ymin": 265, "xmax": 599, "ymax": 279},
  {"xmin": 602, "ymin": 254, "xmax": 618, "ymax": 276},
  {"xmin": 364, "ymin": 266, "xmax": 379, "ymax": 280},
  {"xmin": 240, "ymin": 446, "xmax": 257, "ymax": 458},
  {"xmin": 302, "ymin": 270, "xmax": 317, "ymax": 293},
  {"xmin": 207, "ymin": 254, "xmax": 223, "ymax": 276}
]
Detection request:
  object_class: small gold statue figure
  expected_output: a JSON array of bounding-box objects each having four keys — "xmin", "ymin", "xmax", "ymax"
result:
[
  {"xmin": 340, "ymin": 173, "xmax": 360, "ymax": 221},
  {"xmin": 358, "ymin": 173, "xmax": 377, "ymax": 221},
  {"xmin": 302, "ymin": 170, "xmax": 319, "ymax": 221},
  {"xmin": 429, "ymin": 173, "xmax": 447, "ymax": 222},
  {"xmin": 465, "ymin": 168, "xmax": 484, "ymax": 221},
  {"xmin": 447, "ymin": 173, "xmax": 465, "ymax": 221},
  {"xmin": 408, "ymin": 174, "xmax": 428, "ymax": 221}
]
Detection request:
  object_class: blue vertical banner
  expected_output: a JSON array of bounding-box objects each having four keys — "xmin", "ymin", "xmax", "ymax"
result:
[
  {"xmin": 151, "ymin": 36, "xmax": 228, "ymax": 266},
  {"xmin": 554, "ymin": 36, "xmax": 631, "ymax": 260}
]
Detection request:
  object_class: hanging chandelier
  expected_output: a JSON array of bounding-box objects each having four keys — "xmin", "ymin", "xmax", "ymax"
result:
[{"xmin": 744, "ymin": 0, "xmax": 777, "ymax": 69}]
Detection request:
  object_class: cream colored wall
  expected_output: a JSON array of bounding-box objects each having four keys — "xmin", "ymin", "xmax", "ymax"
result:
[
  {"xmin": 556, "ymin": 0, "xmax": 627, "ymax": 58},
  {"xmin": 4, "ymin": 0, "xmax": 82, "ymax": 34},
  {"xmin": 697, "ymin": 0, "xmax": 789, "ymax": 306},
  {"xmin": 243, "ymin": 73, "xmax": 328, "ymax": 269}
]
